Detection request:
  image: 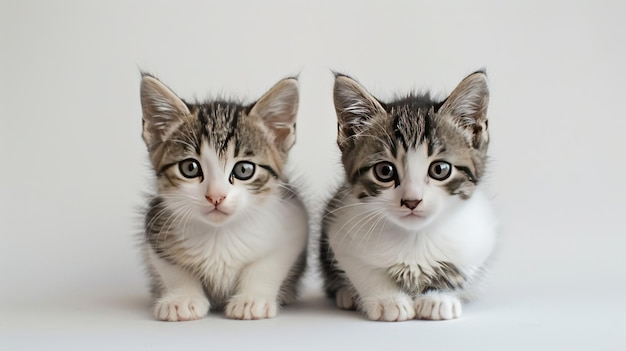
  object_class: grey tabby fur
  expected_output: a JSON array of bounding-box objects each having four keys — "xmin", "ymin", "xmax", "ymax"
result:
[
  {"xmin": 320, "ymin": 70, "xmax": 492, "ymax": 308},
  {"xmin": 140, "ymin": 73, "xmax": 307, "ymax": 313}
]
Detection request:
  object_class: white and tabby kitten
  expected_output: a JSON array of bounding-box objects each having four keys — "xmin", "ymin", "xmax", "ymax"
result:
[
  {"xmin": 320, "ymin": 71, "xmax": 497, "ymax": 321},
  {"xmin": 140, "ymin": 74, "xmax": 308, "ymax": 321}
]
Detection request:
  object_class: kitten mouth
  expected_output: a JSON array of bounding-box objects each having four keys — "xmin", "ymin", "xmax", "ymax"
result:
[
  {"xmin": 206, "ymin": 208, "xmax": 230, "ymax": 217},
  {"xmin": 403, "ymin": 211, "xmax": 425, "ymax": 219},
  {"xmin": 201, "ymin": 208, "xmax": 233, "ymax": 225}
]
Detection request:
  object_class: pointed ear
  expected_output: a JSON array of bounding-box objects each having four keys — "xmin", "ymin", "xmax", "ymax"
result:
[
  {"xmin": 333, "ymin": 74, "xmax": 386, "ymax": 148},
  {"xmin": 439, "ymin": 70, "xmax": 490, "ymax": 148},
  {"xmin": 249, "ymin": 78, "xmax": 299, "ymax": 152},
  {"xmin": 140, "ymin": 75, "xmax": 190, "ymax": 147}
]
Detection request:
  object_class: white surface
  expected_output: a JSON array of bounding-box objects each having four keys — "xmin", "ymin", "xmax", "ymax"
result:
[{"xmin": 2, "ymin": 1, "xmax": 625, "ymax": 350}]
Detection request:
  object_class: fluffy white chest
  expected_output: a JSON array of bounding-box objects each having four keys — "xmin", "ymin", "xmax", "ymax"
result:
[
  {"xmin": 328, "ymin": 189, "xmax": 497, "ymax": 275},
  {"xmin": 180, "ymin": 195, "xmax": 308, "ymax": 286}
]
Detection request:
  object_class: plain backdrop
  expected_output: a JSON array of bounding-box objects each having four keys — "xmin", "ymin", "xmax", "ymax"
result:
[{"xmin": 2, "ymin": 1, "xmax": 625, "ymax": 350}]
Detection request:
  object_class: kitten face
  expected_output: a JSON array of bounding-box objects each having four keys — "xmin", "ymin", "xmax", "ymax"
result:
[
  {"xmin": 156, "ymin": 137, "xmax": 276, "ymax": 226},
  {"xmin": 141, "ymin": 74, "xmax": 298, "ymax": 227},
  {"xmin": 334, "ymin": 71, "xmax": 489, "ymax": 231}
]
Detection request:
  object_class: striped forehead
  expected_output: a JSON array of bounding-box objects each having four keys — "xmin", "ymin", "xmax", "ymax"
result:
[
  {"xmin": 195, "ymin": 102, "xmax": 245, "ymax": 156},
  {"xmin": 392, "ymin": 105, "xmax": 428, "ymax": 151},
  {"xmin": 393, "ymin": 112, "xmax": 451, "ymax": 159},
  {"xmin": 200, "ymin": 140, "xmax": 229, "ymax": 175}
]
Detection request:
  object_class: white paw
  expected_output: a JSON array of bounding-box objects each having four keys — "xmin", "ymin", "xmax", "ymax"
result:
[
  {"xmin": 336, "ymin": 286, "xmax": 357, "ymax": 310},
  {"xmin": 361, "ymin": 295, "xmax": 416, "ymax": 322},
  {"xmin": 225, "ymin": 295, "xmax": 278, "ymax": 320},
  {"xmin": 154, "ymin": 294, "xmax": 210, "ymax": 322},
  {"xmin": 415, "ymin": 293, "xmax": 462, "ymax": 320}
]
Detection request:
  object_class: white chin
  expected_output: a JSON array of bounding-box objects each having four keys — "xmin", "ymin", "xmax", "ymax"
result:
[
  {"xmin": 203, "ymin": 210, "xmax": 232, "ymax": 225},
  {"xmin": 393, "ymin": 213, "xmax": 433, "ymax": 230}
]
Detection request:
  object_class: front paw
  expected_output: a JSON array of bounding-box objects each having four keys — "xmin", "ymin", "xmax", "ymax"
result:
[
  {"xmin": 225, "ymin": 295, "xmax": 278, "ymax": 320},
  {"xmin": 415, "ymin": 293, "xmax": 462, "ymax": 320},
  {"xmin": 154, "ymin": 294, "xmax": 210, "ymax": 322},
  {"xmin": 335, "ymin": 286, "xmax": 357, "ymax": 310},
  {"xmin": 361, "ymin": 295, "xmax": 416, "ymax": 322}
]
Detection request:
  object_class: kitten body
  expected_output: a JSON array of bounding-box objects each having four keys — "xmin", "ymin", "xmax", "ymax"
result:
[
  {"xmin": 140, "ymin": 74, "xmax": 307, "ymax": 321},
  {"xmin": 320, "ymin": 71, "xmax": 497, "ymax": 321}
]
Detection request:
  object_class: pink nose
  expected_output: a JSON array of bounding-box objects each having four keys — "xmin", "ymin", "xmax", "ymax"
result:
[
  {"xmin": 206, "ymin": 195, "xmax": 226, "ymax": 206},
  {"xmin": 401, "ymin": 199, "xmax": 422, "ymax": 210}
]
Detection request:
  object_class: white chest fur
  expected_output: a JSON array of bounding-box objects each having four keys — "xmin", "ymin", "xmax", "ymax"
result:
[
  {"xmin": 328, "ymin": 189, "xmax": 497, "ymax": 277},
  {"xmin": 178, "ymin": 194, "xmax": 308, "ymax": 287}
]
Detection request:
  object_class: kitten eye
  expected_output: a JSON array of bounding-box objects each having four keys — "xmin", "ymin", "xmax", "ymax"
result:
[
  {"xmin": 179, "ymin": 159, "xmax": 203, "ymax": 179},
  {"xmin": 428, "ymin": 161, "xmax": 452, "ymax": 181},
  {"xmin": 373, "ymin": 161, "xmax": 396, "ymax": 183},
  {"xmin": 231, "ymin": 161, "xmax": 256, "ymax": 181}
]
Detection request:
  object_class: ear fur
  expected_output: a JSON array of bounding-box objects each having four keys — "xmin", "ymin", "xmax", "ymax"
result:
[
  {"xmin": 248, "ymin": 78, "xmax": 299, "ymax": 153},
  {"xmin": 333, "ymin": 73, "xmax": 386, "ymax": 150},
  {"xmin": 140, "ymin": 74, "xmax": 190, "ymax": 148},
  {"xmin": 439, "ymin": 70, "xmax": 490, "ymax": 148}
]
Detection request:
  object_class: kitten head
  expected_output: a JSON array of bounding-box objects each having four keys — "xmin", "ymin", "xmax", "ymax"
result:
[
  {"xmin": 333, "ymin": 71, "xmax": 489, "ymax": 231},
  {"xmin": 141, "ymin": 74, "xmax": 298, "ymax": 227}
]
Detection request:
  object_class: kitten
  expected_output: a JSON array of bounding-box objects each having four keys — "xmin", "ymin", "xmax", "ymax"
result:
[
  {"xmin": 140, "ymin": 74, "xmax": 308, "ymax": 321},
  {"xmin": 319, "ymin": 71, "xmax": 497, "ymax": 321}
]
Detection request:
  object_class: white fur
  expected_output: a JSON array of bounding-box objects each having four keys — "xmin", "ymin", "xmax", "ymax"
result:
[
  {"xmin": 149, "ymin": 249, "xmax": 210, "ymax": 321},
  {"xmin": 327, "ymin": 146, "xmax": 497, "ymax": 321},
  {"xmin": 415, "ymin": 291, "xmax": 462, "ymax": 320},
  {"xmin": 147, "ymin": 141, "xmax": 308, "ymax": 321}
]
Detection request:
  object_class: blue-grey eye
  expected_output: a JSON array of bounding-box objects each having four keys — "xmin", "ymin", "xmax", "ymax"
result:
[
  {"xmin": 179, "ymin": 159, "xmax": 202, "ymax": 179},
  {"xmin": 428, "ymin": 161, "xmax": 452, "ymax": 181},
  {"xmin": 373, "ymin": 161, "xmax": 396, "ymax": 182},
  {"xmin": 232, "ymin": 161, "xmax": 256, "ymax": 181}
]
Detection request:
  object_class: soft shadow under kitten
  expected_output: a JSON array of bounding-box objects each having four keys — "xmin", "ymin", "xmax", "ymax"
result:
[
  {"xmin": 140, "ymin": 74, "xmax": 308, "ymax": 321},
  {"xmin": 320, "ymin": 70, "xmax": 497, "ymax": 321}
]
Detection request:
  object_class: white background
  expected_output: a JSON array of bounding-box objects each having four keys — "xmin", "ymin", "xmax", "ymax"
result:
[{"xmin": 2, "ymin": 1, "xmax": 625, "ymax": 350}]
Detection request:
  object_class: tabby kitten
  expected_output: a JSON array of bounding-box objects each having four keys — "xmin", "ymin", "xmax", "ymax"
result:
[
  {"xmin": 320, "ymin": 71, "xmax": 497, "ymax": 321},
  {"xmin": 140, "ymin": 74, "xmax": 308, "ymax": 321}
]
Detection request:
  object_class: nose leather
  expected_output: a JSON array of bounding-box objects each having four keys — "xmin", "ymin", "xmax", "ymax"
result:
[
  {"xmin": 401, "ymin": 199, "xmax": 421, "ymax": 210},
  {"xmin": 206, "ymin": 195, "xmax": 226, "ymax": 206}
]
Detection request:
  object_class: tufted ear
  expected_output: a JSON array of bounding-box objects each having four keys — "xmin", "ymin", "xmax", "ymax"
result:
[
  {"xmin": 333, "ymin": 73, "xmax": 386, "ymax": 150},
  {"xmin": 439, "ymin": 70, "xmax": 490, "ymax": 149},
  {"xmin": 249, "ymin": 77, "xmax": 299, "ymax": 153},
  {"xmin": 140, "ymin": 74, "xmax": 190, "ymax": 148}
]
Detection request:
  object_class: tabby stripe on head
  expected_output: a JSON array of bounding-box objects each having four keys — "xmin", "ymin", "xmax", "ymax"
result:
[
  {"xmin": 444, "ymin": 177, "xmax": 467, "ymax": 196},
  {"xmin": 351, "ymin": 166, "xmax": 371, "ymax": 185},
  {"xmin": 394, "ymin": 129, "xmax": 408, "ymax": 151},
  {"xmin": 196, "ymin": 103, "xmax": 245, "ymax": 156},
  {"xmin": 427, "ymin": 137, "xmax": 446, "ymax": 157},
  {"xmin": 393, "ymin": 107, "xmax": 428, "ymax": 151},
  {"xmin": 157, "ymin": 162, "xmax": 178, "ymax": 177},
  {"xmin": 223, "ymin": 109, "xmax": 239, "ymax": 154},
  {"xmin": 454, "ymin": 165, "xmax": 476, "ymax": 183},
  {"xmin": 258, "ymin": 164, "xmax": 279, "ymax": 179},
  {"xmin": 248, "ymin": 173, "xmax": 272, "ymax": 194},
  {"xmin": 360, "ymin": 179, "xmax": 382, "ymax": 198}
]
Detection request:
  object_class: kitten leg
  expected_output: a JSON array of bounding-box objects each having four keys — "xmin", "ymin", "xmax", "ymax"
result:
[
  {"xmin": 414, "ymin": 291, "xmax": 462, "ymax": 320},
  {"xmin": 340, "ymin": 257, "xmax": 415, "ymax": 321},
  {"xmin": 335, "ymin": 285, "xmax": 358, "ymax": 310},
  {"xmin": 225, "ymin": 247, "xmax": 303, "ymax": 320},
  {"xmin": 148, "ymin": 249, "xmax": 210, "ymax": 321}
]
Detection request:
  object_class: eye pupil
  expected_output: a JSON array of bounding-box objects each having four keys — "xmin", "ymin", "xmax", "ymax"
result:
[
  {"xmin": 429, "ymin": 161, "xmax": 452, "ymax": 180},
  {"xmin": 179, "ymin": 159, "xmax": 202, "ymax": 179},
  {"xmin": 374, "ymin": 162, "xmax": 396, "ymax": 182},
  {"xmin": 232, "ymin": 161, "xmax": 256, "ymax": 181}
]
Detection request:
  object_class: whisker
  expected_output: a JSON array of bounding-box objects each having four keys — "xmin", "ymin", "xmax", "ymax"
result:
[{"xmin": 332, "ymin": 207, "xmax": 382, "ymax": 251}]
